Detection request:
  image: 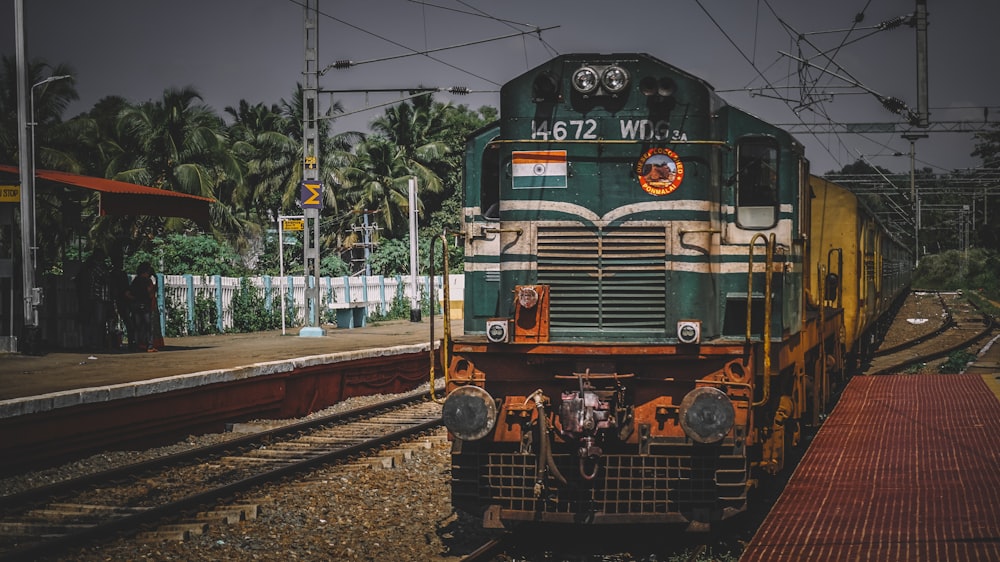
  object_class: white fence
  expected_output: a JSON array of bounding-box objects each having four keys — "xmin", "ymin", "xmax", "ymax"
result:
[{"xmin": 156, "ymin": 273, "xmax": 464, "ymax": 333}]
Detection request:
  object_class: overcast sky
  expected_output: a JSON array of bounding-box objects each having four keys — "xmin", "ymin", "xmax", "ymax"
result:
[{"xmin": 3, "ymin": 0, "xmax": 997, "ymax": 175}]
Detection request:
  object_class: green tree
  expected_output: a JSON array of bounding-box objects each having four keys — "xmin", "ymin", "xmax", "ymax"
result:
[
  {"xmin": 0, "ymin": 56, "xmax": 78, "ymax": 164},
  {"xmin": 970, "ymin": 124, "xmax": 1000, "ymax": 248},
  {"xmin": 224, "ymin": 100, "xmax": 298, "ymax": 224},
  {"xmin": 0, "ymin": 57, "xmax": 85, "ymax": 274},
  {"xmin": 113, "ymin": 87, "xmax": 250, "ymax": 246},
  {"xmin": 335, "ymin": 96, "xmax": 452, "ymax": 239},
  {"xmin": 127, "ymin": 233, "xmax": 247, "ymax": 276}
]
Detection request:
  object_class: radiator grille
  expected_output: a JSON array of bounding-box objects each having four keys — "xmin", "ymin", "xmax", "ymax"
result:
[{"xmin": 537, "ymin": 226, "xmax": 667, "ymax": 330}]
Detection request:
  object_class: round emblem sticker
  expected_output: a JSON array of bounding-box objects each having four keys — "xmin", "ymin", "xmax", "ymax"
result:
[{"xmin": 636, "ymin": 147, "xmax": 684, "ymax": 196}]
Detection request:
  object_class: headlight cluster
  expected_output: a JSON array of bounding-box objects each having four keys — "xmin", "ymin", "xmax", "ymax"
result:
[
  {"xmin": 639, "ymin": 75, "xmax": 677, "ymax": 97},
  {"xmin": 571, "ymin": 64, "xmax": 630, "ymax": 96},
  {"xmin": 679, "ymin": 387, "xmax": 735, "ymax": 444}
]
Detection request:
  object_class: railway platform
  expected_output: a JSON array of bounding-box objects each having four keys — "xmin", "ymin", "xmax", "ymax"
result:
[
  {"xmin": 0, "ymin": 318, "xmax": 457, "ymax": 403},
  {"xmin": 0, "ymin": 318, "xmax": 458, "ymax": 472},
  {"xmin": 740, "ymin": 369, "xmax": 1000, "ymax": 561}
]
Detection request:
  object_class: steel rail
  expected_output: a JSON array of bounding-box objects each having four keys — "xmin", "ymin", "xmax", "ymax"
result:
[
  {"xmin": 0, "ymin": 394, "xmax": 441, "ymax": 562},
  {"xmin": 0, "ymin": 388, "xmax": 431, "ymax": 510}
]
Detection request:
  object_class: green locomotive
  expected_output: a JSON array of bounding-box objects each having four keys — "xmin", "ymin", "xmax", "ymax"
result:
[{"xmin": 441, "ymin": 52, "xmax": 911, "ymax": 529}]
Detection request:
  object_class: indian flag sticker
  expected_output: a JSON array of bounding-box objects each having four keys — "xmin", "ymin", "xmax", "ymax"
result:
[{"xmin": 512, "ymin": 150, "xmax": 567, "ymax": 189}]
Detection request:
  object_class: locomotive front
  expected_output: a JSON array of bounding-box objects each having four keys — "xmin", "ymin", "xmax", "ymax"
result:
[{"xmin": 444, "ymin": 53, "xmax": 807, "ymax": 529}]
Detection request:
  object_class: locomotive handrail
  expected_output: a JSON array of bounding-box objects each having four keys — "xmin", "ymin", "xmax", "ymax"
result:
[
  {"xmin": 817, "ymin": 264, "xmax": 829, "ymax": 422},
  {"xmin": 480, "ymin": 227, "xmax": 523, "ymax": 235},
  {"xmin": 428, "ymin": 232, "xmax": 452, "ymax": 404},
  {"xmin": 678, "ymin": 228, "xmax": 722, "ymax": 239},
  {"xmin": 747, "ymin": 233, "xmax": 775, "ymax": 407}
]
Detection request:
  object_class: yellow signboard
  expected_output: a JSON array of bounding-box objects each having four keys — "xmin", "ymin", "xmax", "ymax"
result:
[
  {"xmin": 282, "ymin": 218, "xmax": 304, "ymax": 231},
  {"xmin": 0, "ymin": 185, "xmax": 19, "ymax": 203}
]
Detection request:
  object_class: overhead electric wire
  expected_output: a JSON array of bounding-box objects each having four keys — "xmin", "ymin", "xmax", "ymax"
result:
[
  {"xmin": 451, "ymin": 0, "xmax": 560, "ymax": 61},
  {"xmin": 283, "ymin": 0, "xmax": 502, "ymax": 85},
  {"xmin": 694, "ymin": 0, "xmax": 844, "ymax": 171},
  {"xmin": 324, "ymin": 27, "xmax": 559, "ymax": 70},
  {"xmin": 406, "ymin": 0, "xmax": 541, "ymax": 29}
]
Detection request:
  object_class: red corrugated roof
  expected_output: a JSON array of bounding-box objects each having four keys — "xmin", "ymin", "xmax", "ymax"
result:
[{"xmin": 0, "ymin": 165, "xmax": 214, "ymax": 226}]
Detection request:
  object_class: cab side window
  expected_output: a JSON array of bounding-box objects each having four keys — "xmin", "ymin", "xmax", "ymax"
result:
[
  {"xmin": 735, "ymin": 137, "xmax": 778, "ymax": 229},
  {"xmin": 481, "ymin": 143, "xmax": 501, "ymax": 220}
]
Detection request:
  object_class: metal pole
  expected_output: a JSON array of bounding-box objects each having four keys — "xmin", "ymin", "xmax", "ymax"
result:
[
  {"xmin": 278, "ymin": 215, "xmax": 286, "ymax": 335},
  {"xmin": 909, "ymin": 138, "xmax": 916, "ymax": 264},
  {"xmin": 915, "ymin": 0, "xmax": 929, "ymax": 128},
  {"xmin": 902, "ymin": 133, "xmax": 927, "ymax": 265},
  {"xmin": 363, "ymin": 211, "xmax": 372, "ymax": 277},
  {"xmin": 299, "ymin": 0, "xmax": 324, "ymax": 336},
  {"xmin": 408, "ymin": 177, "xmax": 421, "ymax": 322},
  {"xmin": 14, "ymin": 0, "xmax": 36, "ymax": 335},
  {"xmin": 29, "ymin": 75, "xmax": 70, "ymax": 274}
]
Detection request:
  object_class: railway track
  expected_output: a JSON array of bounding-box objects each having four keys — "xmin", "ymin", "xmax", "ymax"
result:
[
  {"xmin": 866, "ymin": 291, "xmax": 994, "ymax": 375},
  {"xmin": 0, "ymin": 390, "xmax": 443, "ymax": 562}
]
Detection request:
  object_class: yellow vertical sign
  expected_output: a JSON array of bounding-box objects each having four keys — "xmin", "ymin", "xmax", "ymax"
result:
[{"xmin": 0, "ymin": 185, "xmax": 20, "ymax": 203}]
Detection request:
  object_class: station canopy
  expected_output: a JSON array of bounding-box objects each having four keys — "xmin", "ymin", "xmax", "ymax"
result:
[{"xmin": 0, "ymin": 165, "xmax": 214, "ymax": 226}]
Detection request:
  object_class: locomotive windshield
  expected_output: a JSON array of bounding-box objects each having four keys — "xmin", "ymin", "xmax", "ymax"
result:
[{"xmin": 735, "ymin": 136, "xmax": 779, "ymax": 229}]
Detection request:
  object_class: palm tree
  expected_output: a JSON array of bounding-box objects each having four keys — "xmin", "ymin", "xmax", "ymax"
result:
[
  {"xmin": 0, "ymin": 57, "xmax": 87, "ymax": 273},
  {"xmin": 276, "ymin": 84, "xmax": 362, "ymax": 212},
  {"xmin": 224, "ymin": 100, "xmax": 299, "ymax": 224},
  {"xmin": 336, "ymin": 135, "xmax": 442, "ymax": 239},
  {"xmin": 334, "ymin": 95, "xmax": 453, "ymax": 242},
  {"xmin": 0, "ymin": 56, "xmax": 78, "ymax": 165},
  {"xmin": 369, "ymin": 93, "xmax": 451, "ymax": 184},
  {"xmin": 112, "ymin": 87, "xmax": 250, "ymax": 245}
]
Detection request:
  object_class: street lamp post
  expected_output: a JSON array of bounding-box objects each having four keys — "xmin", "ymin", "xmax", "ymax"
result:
[
  {"xmin": 15, "ymin": 73, "xmax": 71, "ymax": 337},
  {"xmin": 28, "ymin": 75, "xmax": 70, "ymax": 272}
]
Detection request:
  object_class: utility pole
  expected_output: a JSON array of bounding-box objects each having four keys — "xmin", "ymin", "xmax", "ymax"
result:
[
  {"xmin": 903, "ymin": 133, "xmax": 928, "ymax": 265},
  {"xmin": 408, "ymin": 177, "xmax": 421, "ymax": 322},
  {"xmin": 14, "ymin": 0, "xmax": 41, "ymax": 352},
  {"xmin": 915, "ymin": 0, "xmax": 929, "ymax": 128},
  {"xmin": 351, "ymin": 211, "xmax": 380, "ymax": 277},
  {"xmin": 300, "ymin": 0, "xmax": 324, "ymax": 336}
]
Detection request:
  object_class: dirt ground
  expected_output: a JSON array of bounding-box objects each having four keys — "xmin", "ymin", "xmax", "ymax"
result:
[
  {"xmin": 877, "ymin": 291, "xmax": 949, "ymax": 349},
  {"xmin": 876, "ymin": 290, "xmax": 997, "ymax": 374}
]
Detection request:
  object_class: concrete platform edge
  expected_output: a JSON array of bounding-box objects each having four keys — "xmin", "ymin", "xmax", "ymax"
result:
[{"xmin": 0, "ymin": 341, "xmax": 436, "ymax": 419}]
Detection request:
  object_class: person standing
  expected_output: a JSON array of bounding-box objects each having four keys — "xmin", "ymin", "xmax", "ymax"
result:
[
  {"xmin": 128, "ymin": 262, "xmax": 157, "ymax": 352},
  {"xmin": 78, "ymin": 248, "xmax": 111, "ymax": 350},
  {"xmin": 109, "ymin": 248, "xmax": 135, "ymax": 351}
]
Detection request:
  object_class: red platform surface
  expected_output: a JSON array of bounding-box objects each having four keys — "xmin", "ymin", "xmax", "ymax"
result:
[{"xmin": 741, "ymin": 374, "xmax": 1000, "ymax": 562}]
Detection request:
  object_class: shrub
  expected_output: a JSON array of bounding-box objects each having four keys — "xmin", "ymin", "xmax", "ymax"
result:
[
  {"xmin": 367, "ymin": 283, "xmax": 410, "ymax": 322},
  {"xmin": 230, "ymin": 278, "xmax": 280, "ymax": 333},
  {"xmin": 938, "ymin": 349, "xmax": 977, "ymax": 374},
  {"xmin": 163, "ymin": 291, "xmax": 188, "ymax": 337},
  {"xmin": 193, "ymin": 291, "xmax": 220, "ymax": 335}
]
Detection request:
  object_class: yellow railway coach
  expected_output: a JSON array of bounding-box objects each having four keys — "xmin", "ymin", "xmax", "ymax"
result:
[{"xmin": 809, "ymin": 175, "xmax": 913, "ymax": 368}]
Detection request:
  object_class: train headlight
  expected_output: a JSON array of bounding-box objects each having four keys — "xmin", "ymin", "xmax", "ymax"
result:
[
  {"xmin": 679, "ymin": 387, "xmax": 735, "ymax": 444},
  {"xmin": 601, "ymin": 66, "xmax": 629, "ymax": 93},
  {"xmin": 677, "ymin": 320, "xmax": 701, "ymax": 344},
  {"xmin": 486, "ymin": 319, "xmax": 509, "ymax": 343},
  {"xmin": 517, "ymin": 286, "xmax": 539, "ymax": 309},
  {"xmin": 571, "ymin": 66, "xmax": 600, "ymax": 94},
  {"xmin": 442, "ymin": 385, "xmax": 497, "ymax": 441}
]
